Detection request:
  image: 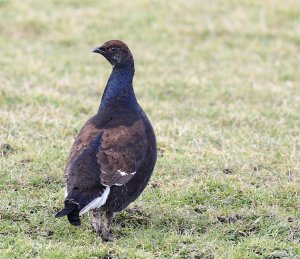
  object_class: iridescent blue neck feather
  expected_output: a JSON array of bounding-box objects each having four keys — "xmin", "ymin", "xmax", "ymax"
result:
[{"xmin": 99, "ymin": 58, "xmax": 137, "ymax": 111}]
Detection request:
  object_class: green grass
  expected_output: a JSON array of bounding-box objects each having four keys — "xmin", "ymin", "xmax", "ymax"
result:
[{"xmin": 1, "ymin": 0, "xmax": 300, "ymax": 257}]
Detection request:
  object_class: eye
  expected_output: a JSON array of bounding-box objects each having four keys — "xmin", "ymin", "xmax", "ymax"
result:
[{"xmin": 109, "ymin": 47, "xmax": 117, "ymax": 52}]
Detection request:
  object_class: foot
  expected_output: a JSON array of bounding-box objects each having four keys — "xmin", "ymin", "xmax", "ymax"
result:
[
  {"xmin": 100, "ymin": 231, "xmax": 114, "ymax": 242},
  {"xmin": 94, "ymin": 225, "xmax": 103, "ymax": 235},
  {"xmin": 91, "ymin": 210, "xmax": 102, "ymax": 234},
  {"xmin": 100, "ymin": 211, "xmax": 115, "ymax": 241}
]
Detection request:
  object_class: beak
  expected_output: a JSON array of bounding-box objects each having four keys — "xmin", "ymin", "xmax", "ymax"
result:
[{"xmin": 93, "ymin": 46, "xmax": 105, "ymax": 54}]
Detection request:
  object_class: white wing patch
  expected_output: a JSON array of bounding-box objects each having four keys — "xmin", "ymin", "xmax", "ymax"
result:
[
  {"xmin": 117, "ymin": 170, "xmax": 136, "ymax": 176},
  {"xmin": 79, "ymin": 187, "xmax": 110, "ymax": 216},
  {"xmin": 100, "ymin": 170, "xmax": 136, "ymax": 187}
]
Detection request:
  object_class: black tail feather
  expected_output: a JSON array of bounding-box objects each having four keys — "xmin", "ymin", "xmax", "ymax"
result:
[
  {"xmin": 55, "ymin": 207, "xmax": 75, "ymax": 218},
  {"xmin": 67, "ymin": 208, "xmax": 81, "ymax": 226},
  {"xmin": 55, "ymin": 199, "xmax": 81, "ymax": 226},
  {"xmin": 55, "ymin": 187, "xmax": 106, "ymax": 226}
]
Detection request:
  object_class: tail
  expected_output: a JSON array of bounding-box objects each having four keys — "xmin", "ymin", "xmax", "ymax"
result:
[
  {"xmin": 55, "ymin": 199, "xmax": 81, "ymax": 226},
  {"xmin": 55, "ymin": 186, "xmax": 108, "ymax": 226}
]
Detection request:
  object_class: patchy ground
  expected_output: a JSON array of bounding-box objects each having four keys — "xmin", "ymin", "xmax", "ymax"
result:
[{"xmin": 0, "ymin": 0, "xmax": 299, "ymax": 257}]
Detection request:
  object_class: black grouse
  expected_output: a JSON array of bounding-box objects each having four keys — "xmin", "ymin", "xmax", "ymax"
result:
[{"xmin": 55, "ymin": 40, "xmax": 157, "ymax": 241}]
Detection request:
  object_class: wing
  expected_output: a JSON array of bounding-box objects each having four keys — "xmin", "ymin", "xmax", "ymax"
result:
[
  {"xmin": 64, "ymin": 119, "xmax": 102, "ymax": 180},
  {"xmin": 97, "ymin": 119, "xmax": 147, "ymax": 186}
]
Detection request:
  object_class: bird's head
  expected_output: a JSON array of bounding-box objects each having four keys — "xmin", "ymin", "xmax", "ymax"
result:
[{"xmin": 93, "ymin": 40, "xmax": 133, "ymax": 67}]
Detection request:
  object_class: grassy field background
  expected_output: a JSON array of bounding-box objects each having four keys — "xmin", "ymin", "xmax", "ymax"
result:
[{"xmin": 1, "ymin": 0, "xmax": 300, "ymax": 257}]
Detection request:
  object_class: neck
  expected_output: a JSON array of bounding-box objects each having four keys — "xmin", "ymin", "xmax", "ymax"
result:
[{"xmin": 99, "ymin": 58, "xmax": 137, "ymax": 111}]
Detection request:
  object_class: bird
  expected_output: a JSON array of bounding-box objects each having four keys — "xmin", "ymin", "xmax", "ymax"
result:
[{"xmin": 55, "ymin": 40, "xmax": 157, "ymax": 241}]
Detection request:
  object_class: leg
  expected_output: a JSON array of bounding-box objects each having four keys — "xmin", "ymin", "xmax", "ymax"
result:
[
  {"xmin": 91, "ymin": 209, "xmax": 102, "ymax": 234},
  {"xmin": 101, "ymin": 211, "xmax": 115, "ymax": 241}
]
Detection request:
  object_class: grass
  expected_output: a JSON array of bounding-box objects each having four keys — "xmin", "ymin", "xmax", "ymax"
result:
[{"xmin": 0, "ymin": 0, "xmax": 300, "ymax": 257}]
